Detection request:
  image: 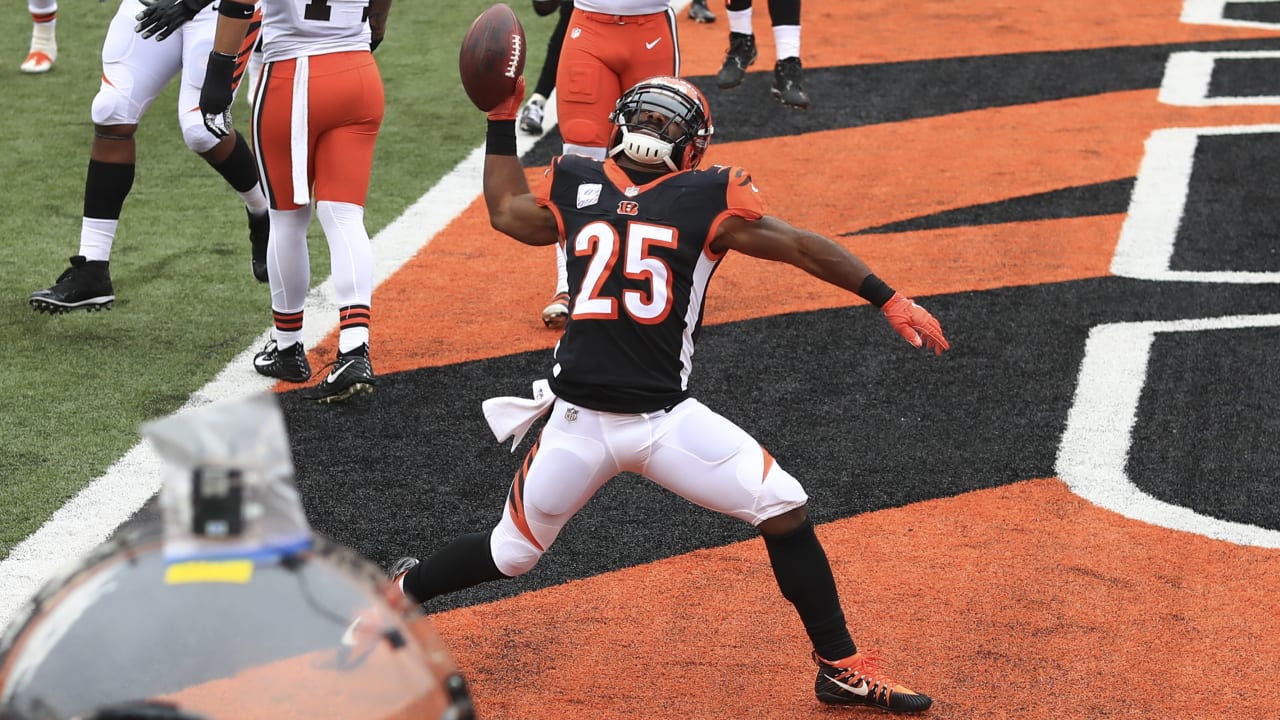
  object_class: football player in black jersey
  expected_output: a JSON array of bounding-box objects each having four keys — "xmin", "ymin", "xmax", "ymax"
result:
[{"xmin": 389, "ymin": 75, "xmax": 948, "ymax": 714}]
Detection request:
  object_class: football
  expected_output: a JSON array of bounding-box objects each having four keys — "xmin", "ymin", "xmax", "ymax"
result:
[{"xmin": 458, "ymin": 3, "xmax": 527, "ymax": 112}]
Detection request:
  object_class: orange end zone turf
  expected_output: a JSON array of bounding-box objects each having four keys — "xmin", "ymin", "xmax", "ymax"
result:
[{"xmin": 431, "ymin": 479, "xmax": 1280, "ymax": 719}]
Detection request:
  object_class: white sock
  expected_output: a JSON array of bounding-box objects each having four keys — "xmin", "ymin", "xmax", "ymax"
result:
[
  {"xmin": 241, "ymin": 183, "xmax": 269, "ymax": 216},
  {"xmin": 29, "ymin": 18, "xmax": 56, "ymax": 58},
  {"xmin": 79, "ymin": 218, "xmax": 117, "ymax": 262},
  {"xmin": 728, "ymin": 9, "xmax": 753, "ymax": 36},
  {"xmin": 773, "ymin": 25, "xmax": 801, "ymax": 60}
]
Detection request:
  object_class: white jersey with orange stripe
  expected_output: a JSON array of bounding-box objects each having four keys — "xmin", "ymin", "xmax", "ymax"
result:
[{"xmin": 259, "ymin": 0, "xmax": 372, "ymax": 63}]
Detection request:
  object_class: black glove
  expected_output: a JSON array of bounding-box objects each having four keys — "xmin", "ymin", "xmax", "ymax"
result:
[
  {"xmin": 370, "ymin": 34, "xmax": 383, "ymax": 52},
  {"xmin": 134, "ymin": 0, "xmax": 213, "ymax": 41},
  {"xmin": 199, "ymin": 51, "xmax": 237, "ymax": 138}
]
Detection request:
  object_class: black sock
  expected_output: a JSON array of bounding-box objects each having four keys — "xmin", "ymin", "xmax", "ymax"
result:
[
  {"xmin": 210, "ymin": 132, "xmax": 261, "ymax": 193},
  {"xmin": 403, "ymin": 530, "xmax": 507, "ymax": 603},
  {"xmin": 83, "ymin": 159, "xmax": 135, "ymax": 220},
  {"xmin": 766, "ymin": 0, "xmax": 801, "ymax": 25},
  {"xmin": 763, "ymin": 520, "xmax": 857, "ymax": 660}
]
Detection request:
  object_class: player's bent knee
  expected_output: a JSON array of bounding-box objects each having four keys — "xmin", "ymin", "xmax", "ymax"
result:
[
  {"xmin": 180, "ymin": 117, "xmax": 219, "ymax": 154},
  {"xmin": 490, "ymin": 524, "xmax": 544, "ymax": 577},
  {"xmin": 90, "ymin": 87, "xmax": 141, "ymax": 127}
]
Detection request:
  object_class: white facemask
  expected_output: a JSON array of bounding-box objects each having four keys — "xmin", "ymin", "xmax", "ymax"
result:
[{"xmin": 610, "ymin": 125, "xmax": 680, "ymax": 172}]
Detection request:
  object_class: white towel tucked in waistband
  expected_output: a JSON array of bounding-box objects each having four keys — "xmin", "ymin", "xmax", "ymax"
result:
[
  {"xmin": 482, "ymin": 379, "xmax": 555, "ymax": 452},
  {"xmin": 290, "ymin": 56, "xmax": 310, "ymax": 206}
]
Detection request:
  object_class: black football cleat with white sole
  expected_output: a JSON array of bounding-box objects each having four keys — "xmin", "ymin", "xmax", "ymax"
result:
[
  {"xmin": 30, "ymin": 256, "xmax": 115, "ymax": 314},
  {"xmin": 253, "ymin": 339, "xmax": 312, "ymax": 382},
  {"xmin": 306, "ymin": 343, "xmax": 375, "ymax": 403}
]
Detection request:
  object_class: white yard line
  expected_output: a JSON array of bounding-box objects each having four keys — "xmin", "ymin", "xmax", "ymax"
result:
[{"xmin": 0, "ymin": 102, "xmax": 560, "ymax": 628}]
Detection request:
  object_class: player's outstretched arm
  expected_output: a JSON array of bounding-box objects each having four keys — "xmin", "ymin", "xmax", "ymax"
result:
[
  {"xmin": 482, "ymin": 77, "xmax": 559, "ymax": 247},
  {"xmin": 715, "ymin": 214, "xmax": 950, "ymax": 355}
]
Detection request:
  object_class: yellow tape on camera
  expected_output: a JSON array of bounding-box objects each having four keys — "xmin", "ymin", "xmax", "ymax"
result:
[{"xmin": 164, "ymin": 559, "xmax": 255, "ymax": 585}]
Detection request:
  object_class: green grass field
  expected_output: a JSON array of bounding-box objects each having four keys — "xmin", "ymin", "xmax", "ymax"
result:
[{"xmin": 0, "ymin": 0, "xmax": 556, "ymax": 558}]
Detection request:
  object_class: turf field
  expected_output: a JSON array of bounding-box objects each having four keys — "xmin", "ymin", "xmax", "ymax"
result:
[
  {"xmin": 3, "ymin": 1, "xmax": 1280, "ymax": 718},
  {"xmin": 0, "ymin": 0, "xmax": 555, "ymax": 558}
]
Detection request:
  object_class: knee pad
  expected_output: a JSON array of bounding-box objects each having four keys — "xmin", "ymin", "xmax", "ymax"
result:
[
  {"xmin": 560, "ymin": 117, "xmax": 610, "ymax": 150},
  {"xmin": 489, "ymin": 521, "xmax": 544, "ymax": 577},
  {"xmin": 179, "ymin": 111, "xmax": 218, "ymax": 153},
  {"xmin": 90, "ymin": 84, "xmax": 140, "ymax": 127}
]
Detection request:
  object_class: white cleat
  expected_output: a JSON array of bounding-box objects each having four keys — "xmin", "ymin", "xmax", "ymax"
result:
[
  {"xmin": 20, "ymin": 49, "xmax": 54, "ymax": 74},
  {"xmin": 21, "ymin": 22, "xmax": 56, "ymax": 74}
]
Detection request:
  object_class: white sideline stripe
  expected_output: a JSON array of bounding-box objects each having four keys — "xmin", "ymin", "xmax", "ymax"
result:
[
  {"xmin": 0, "ymin": 99, "xmax": 561, "ymax": 629},
  {"xmin": 1056, "ymin": 314, "xmax": 1280, "ymax": 549}
]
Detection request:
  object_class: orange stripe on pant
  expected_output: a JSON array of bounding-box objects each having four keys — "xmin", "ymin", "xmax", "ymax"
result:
[{"xmin": 252, "ymin": 51, "xmax": 385, "ymax": 211}]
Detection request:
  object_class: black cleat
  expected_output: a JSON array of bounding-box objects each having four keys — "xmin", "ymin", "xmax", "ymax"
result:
[
  {"xmin": 687, "ymin": 0, "xmax": 716, "ymax": 22},
  {"xmin": 814, "ymin": 651, "xmax": 932, "ymax": 713},
  {"xmin": 306, "ymin": 343, "xmax": 375, "ymax": 403},
  {"xmin": 716, "ymin": 32, "xmax": 757, "ymax": 89},
  {"xmin": 30, "ymin": 256, "xmax": 114, "ymax": 314},
  {"xmin": 252, "ymin": 339, "xmax": 312, "ymax": 382},
  {"xmin": 772, "ymin": 57, "xmax": 811, "ymax": 109},
  {"xmin": 248, "ymin": 209, "xmax": 269, "ymax": 283}
]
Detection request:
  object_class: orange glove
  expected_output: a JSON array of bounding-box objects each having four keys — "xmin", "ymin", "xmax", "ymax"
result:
[
  {"xmin": 881, "ymin": 293, "xmax": 950, "ymax": 355},
  {"xmin": 487, "ymin": 77, "xmax": 526, "ymax": 121}
]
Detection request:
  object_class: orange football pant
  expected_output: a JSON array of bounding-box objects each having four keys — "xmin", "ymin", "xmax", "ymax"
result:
[
  {"xmin": 556, "ymin": 8, "xmax": 679, "ymax": 149},
  {"xmin": 252, "ymin": 51, "xmax": 385, "ymax": 210}
]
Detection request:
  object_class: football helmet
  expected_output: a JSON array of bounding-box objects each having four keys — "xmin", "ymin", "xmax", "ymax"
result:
[{"xmin": 608, "ymin": 76, "xmax": 714, "ymax": 172}]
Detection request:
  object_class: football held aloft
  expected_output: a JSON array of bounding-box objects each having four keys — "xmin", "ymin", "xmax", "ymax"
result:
[{"xmin": 459, "ymin": 3, "xmax": 528, "ymax": 112}]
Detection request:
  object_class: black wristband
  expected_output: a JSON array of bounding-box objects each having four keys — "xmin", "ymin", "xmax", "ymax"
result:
[
  {"xmin": 486, "ymin": 120, "xmax": 517, "ymax": 156},
  {"xmin": 857, "ymin": 274, "xmax": 896, "ymax": 308},
  {"xmin": 218, "ymin": 0, "xmax": 255, "ymax": 19}
]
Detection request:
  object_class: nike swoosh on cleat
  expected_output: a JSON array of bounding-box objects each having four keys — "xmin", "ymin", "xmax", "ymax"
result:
[
  {"xmin": 326, "ymin": 360, "xmax": 355, "ymax": 383},
  {"xmin": 828, "ymin": 677, "xmax": 871, "ymax": 696},
  {"xmin": 253, "ymin": 354, "xmax": 275, "ymax": 367}
]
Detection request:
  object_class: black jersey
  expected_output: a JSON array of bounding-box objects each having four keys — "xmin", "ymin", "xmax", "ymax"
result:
[{"xmin": 535, "ymin": 155, "xmax": 765, "ymax": 413}]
